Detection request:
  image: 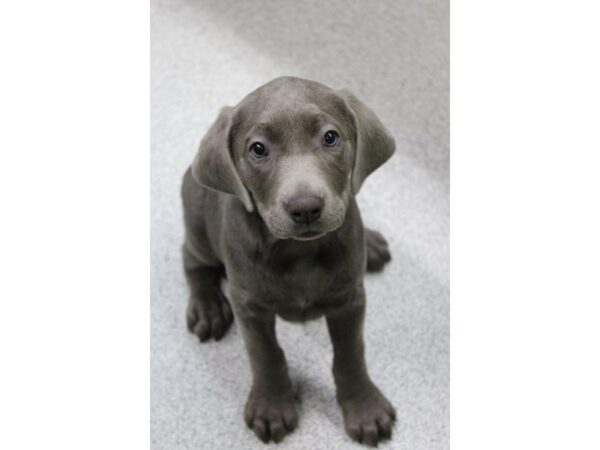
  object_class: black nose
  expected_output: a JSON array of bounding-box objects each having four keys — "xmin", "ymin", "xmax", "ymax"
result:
[{"xmin": 286, "ymin": 195, "xmax": 324, "ymax": 225}]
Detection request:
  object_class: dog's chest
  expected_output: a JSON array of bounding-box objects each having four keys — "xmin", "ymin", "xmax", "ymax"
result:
[{"xmin": 258, "ymin": 252, "xmax": 358, "ymax": 321}]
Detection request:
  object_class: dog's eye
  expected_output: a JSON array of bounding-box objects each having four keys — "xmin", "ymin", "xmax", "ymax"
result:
[
  {"xmin": 323, "ymin": 130, "xmax": 338, "ymax": 147},
  {"xmin": 250, "ymin": 142, "xmax": 268, "ymax": 158}
]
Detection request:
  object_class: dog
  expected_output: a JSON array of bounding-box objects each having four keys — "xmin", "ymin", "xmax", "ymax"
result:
[{"xmin": 181, "ymin": 76, "xmax": 396, "ymax": 446}]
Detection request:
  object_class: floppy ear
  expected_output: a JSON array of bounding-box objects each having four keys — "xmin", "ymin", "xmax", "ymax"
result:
[
  {"xmin": 191, "ymin": 106, "xmax": 254, "ymax": 212},
  {"xmin": 340, "ymin": 91, "xmax": 396, "ymax": 194}
]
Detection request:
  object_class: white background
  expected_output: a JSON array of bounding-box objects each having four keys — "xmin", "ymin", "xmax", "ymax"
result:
[
  {"xmin": 452, "ymin": 1, "xmax": 600, "ymax": 448},
  {"xmin": 1, "ymin": 1, "xmax": 599, "ymax": 449}
]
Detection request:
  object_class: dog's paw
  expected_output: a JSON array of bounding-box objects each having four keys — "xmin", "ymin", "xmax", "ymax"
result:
[
  {"xmin": 244, "ymin": 386, "xmax": 298, "ymax": 443},
  {"xmin": 365, "ymin": 228, "xmax": 392, "ymax": 272},
  {"xmin": 186, "ymin": 288, "xmax": 233, "ymax": 342},
  {"xmin": 340, "ymin": 385, "xmax": 396, "ymax": 447}
]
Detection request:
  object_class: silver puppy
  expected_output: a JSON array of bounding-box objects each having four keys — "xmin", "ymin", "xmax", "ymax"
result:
[{"xmin": 182, "ymin": 76, "xmax": 396, "ymax": 446}]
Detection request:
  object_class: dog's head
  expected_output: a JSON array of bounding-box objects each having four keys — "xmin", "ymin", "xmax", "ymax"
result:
[{"xmin": 192, "ymin": 77, "xmax": 395, "ymax": 240}]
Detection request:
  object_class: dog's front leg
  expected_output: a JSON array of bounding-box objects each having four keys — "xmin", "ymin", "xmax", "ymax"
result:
[
  {"xmin": 327, "ymin": 298, "xmax": 396, "ymax": 446},
  {"xmin": 236, "ymin": 308, "xmax": 298, "ymax": 443}
]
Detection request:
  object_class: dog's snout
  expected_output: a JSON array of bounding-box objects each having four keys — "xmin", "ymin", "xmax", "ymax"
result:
[{"xmin": 286, "ymin": 195, "xmax": 323, "ymax": 225}]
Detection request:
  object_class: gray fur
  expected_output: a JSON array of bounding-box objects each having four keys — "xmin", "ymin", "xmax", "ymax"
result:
[{"xmin": 181, "ymin": 76, "xmax": 395, "ymax": 446}]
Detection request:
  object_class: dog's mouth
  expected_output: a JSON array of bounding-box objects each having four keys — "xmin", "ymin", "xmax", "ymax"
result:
[
  {"xmin": 292, "ymin": 230, "xmax": 326, "ymax": 241},
  {"xmin": 265, "ymin": 220, "xmax": 330, "ymax": 241}
]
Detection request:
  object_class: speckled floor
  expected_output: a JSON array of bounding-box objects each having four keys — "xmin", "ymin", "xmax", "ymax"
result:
[{"xmin": 151, "ymin": 1, "xmax": 448, "ymax": 448}]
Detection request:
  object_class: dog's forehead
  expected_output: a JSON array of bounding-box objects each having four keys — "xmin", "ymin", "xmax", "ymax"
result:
[
  {"xmin": 248, "ymin": 88, "xmax": 323, "ymax": 113},
  {"xmin": 237, "ymin": 79, "xmax": 348, "ymax": 140},
  {"xmin": 267, "ymin": 103, "xmax": 325, "ymax": 129}
]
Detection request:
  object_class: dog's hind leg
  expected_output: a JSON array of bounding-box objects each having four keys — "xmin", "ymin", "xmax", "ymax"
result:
[
  {"xmin": 183, "ymin": 243, "xmax": 233, "ymax": 342},
  {"xmin": 365, "ymin": 227, "xmax": 392, "ymax": 272}
]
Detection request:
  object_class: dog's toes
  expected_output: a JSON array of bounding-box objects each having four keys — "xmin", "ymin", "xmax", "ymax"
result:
[
  {"xmin": 245, "ymin": 387, "xmax": 298, "ymax": 443},
  {"xmin": 186, "ymin": 304, "xmax": 198, "ymax": 332},
  {"xmin": 362, "ymin": 423, "xmax": 379, "ymax": 447},
  {"xmin": 269, "ymin": 418, "xmax": 287, "ymax": 443},
  {"xmin": 341, "ymin": 384, "xmax": 396, "ymax": 446},
  {"xmin": 251, "ymin": 418, "xmax": 269, "ymax": 442},
  {"xmin": 283, "ymin": 406, "xmax": 299, "ymax": 432},
  {"xmin": 376, "ymin": 415, "xmax": 393, "ymax": 440},
  {"xmin": 186, "ymin": 290, "xmax": 234, "ymax": 342},
  {"xmin": 193, "ymin": 319, "xmax": 211, "ymax": 342},
  {"xmin": 210, "ymin": 316, "xmax": 225, "ymax": 340},
  {"xmin": 346, "ymin": 423, "xmax": 363, "ymax": 444}
]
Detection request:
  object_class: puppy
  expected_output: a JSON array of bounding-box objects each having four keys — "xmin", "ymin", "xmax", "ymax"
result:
[{"xmin": 181, "ymin": 76, "xmax": 396, "ymax": 446}]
